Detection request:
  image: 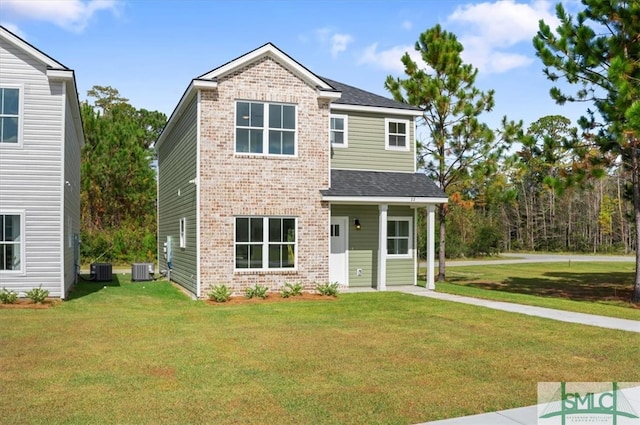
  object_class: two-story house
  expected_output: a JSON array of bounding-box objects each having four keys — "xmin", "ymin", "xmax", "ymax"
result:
[
  {"xmin": 0, "ymin": 26, "xmax": 84, "ymax": 298},
  {"xmin": 156, "ymin": 43, "xmax": 446, "ymax": 298}
]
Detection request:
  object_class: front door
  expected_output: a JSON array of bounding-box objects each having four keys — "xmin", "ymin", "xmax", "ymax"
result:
[{"xmin": 329, "ymin": 217, "xmax": 348, "ymax": 285}]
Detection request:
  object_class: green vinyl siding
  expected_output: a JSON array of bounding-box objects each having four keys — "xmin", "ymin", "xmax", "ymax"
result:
[
  {"xmin": 331, "ymin": 205, "xmax": 416, "ymax": 287},
  {"xmin": 330, "ymin": 110, "xmax": 414, "ymax": 172},
  {"xmin": 157, "ymin": 98, "xmax": 198, "ymax": 295}
]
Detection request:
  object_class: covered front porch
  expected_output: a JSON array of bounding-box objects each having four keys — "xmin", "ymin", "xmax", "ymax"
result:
[{"xmin": 321, "ymin": 170, "xmax": 447, "ymax": 291}]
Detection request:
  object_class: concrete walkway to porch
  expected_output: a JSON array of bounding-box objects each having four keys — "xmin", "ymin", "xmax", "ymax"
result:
[{"xmin": 342, "ymin": 285, "xmax": 640, "ymax": 333}]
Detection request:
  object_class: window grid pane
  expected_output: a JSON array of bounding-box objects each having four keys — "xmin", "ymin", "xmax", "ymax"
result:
[
  {"xmin": 388, "ymin": 120, "xmax": 407, "ymax": 148},
  {"xmin": 387, "ymin": 220, "xmax": 409, "ymax": 255},
  {"xmin": 0, "ymin": 214, "xmax": 20, "ymax": 271},
  {"xmin": 236, "ymin": 217, "xmax": 296, "ymax": 269}
]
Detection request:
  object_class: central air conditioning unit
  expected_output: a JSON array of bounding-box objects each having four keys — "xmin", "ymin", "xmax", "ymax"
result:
[
  {"xmin": 90, "ymin": 263, "xmax": 112, "ymax": 282},
  {"xmin": 132, "ymin": 263, "xmax": 154, "ymax": 281}
]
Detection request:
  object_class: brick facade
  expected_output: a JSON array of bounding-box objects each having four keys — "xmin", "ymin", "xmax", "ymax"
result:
[{"xmin": 198, "ymin": 56, "xmax": 330, "ymax": 296}]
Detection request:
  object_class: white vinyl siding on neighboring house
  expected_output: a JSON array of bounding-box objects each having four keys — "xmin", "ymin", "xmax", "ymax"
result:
[
  {"xmin": 0, "ymin": 37, "xmax": 67, "ymax": 296},
  {"xmin": 235, "ymin": 101, "xmax": 296, "ymax": 156},
  {"xmin": 385, "ymin": 118, "xmax": 409, "ymax": 151}
]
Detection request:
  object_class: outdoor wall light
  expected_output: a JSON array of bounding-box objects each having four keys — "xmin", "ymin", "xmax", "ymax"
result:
[{"xmin": 354, "ymin": 218, "xmax": 361, "ymax": 230}]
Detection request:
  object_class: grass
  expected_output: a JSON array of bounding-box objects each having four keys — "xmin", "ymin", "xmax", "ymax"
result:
[
  {"xmin": 1, "ymin": 275, "xmax": 639, "ymax": 424},
  {"xmin": 419, "ymin": 262, "xmax": 640, "ymax": 320}
]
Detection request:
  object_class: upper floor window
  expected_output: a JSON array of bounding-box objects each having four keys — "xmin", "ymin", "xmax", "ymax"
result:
[
  {"xmin": 387, "ymin": 217, "xmax": 411, "ymax": 258},
  {"xmin": 236, "ymin": 101, "xmax": 296, "ymax": 156},
  {"xmin": 330, "ymin": 114, "xmax": 348, "ymax": 147},
  {"xmin": 385, "ymin": 118, "xmax": 410, "ymax": 151},
  {"xmin": 1, "ymin": 212, "xmax": 23, "ymax": 272},
  {"xmin": 0, "ymin": 88, "xmax": 20, "ymax": 144}
]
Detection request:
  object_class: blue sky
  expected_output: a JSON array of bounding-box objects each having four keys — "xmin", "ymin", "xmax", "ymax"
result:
[{"xmin": 1, "ymin": 0, "xmax": 588, "ymax": 131}]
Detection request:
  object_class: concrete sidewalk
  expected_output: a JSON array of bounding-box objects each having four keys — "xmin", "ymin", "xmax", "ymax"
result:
[
  {"xmin": 415, "ymin": 385, "xmax": 640, "ymax": 425},
  {"xmin": 390, "ymin": 286, "xmax": 640, "ymax": 333}
]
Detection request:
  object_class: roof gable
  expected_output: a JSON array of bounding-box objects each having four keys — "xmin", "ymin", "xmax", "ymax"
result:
[
  {"xmin": 198, "ymin": 43, "xmax": 337, "ymax": 93},
  {"xmin": 0, "ymin": 26, "xmax": 68, "ymax": 70}
]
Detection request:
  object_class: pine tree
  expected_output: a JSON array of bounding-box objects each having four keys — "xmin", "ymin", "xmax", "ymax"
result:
[{"xmin": 534, "ymin": 0, "xmax": 640, "ymax": 302}]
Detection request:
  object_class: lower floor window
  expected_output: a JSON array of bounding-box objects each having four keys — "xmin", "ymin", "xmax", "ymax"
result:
[
  {"xmin": 235, "ymin": 216, "xmax": 296, "ymax": 269},
  {"xmin": 1, "ymin": 213, "xmax": 22, "ymax": 271},
  {"xmin": 387, "ymin": 218, "xmax": 411, "ymax": 256}
]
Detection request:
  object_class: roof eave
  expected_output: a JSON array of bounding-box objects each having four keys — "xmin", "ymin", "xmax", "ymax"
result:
[
  {"xmin": 330, "ymin": 103, "xmax": 423, "ymax": 116},
  {"xmin": 0, "ymin": 26, "xmax": 68, "ymax": 69},
  {"xmin": 322, "ymin": 195, "xmax": 448, "ymax": 205}
]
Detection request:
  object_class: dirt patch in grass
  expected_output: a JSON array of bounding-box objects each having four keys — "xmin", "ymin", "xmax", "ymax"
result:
[
  {"xmin": 206, "ymin": 293, "xmax": 337, "ymax": 306},
  {"xmin": 0, "ymin": 299, "xmax": 61, "ymax": 309}
]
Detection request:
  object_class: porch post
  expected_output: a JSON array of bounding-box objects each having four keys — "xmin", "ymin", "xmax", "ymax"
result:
[
  {"xmin": 427, "ymin": 204, "xmax": 436, "ymax": 290},
  {"xmin": 378, "ymin": 204, "xmax": 388, "ymax": 291}
]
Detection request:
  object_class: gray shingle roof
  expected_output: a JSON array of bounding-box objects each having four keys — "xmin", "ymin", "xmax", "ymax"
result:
[
  {"xmin": 321, "ymin": 77, "xmax": 421, "ymax": 112},
  {"xmin": 321, "ymin": 170, "xmax": 446, "ymax": 199}
]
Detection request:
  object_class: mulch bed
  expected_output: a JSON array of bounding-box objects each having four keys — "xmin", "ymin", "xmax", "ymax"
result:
[
  {"xmin": 206, "ymin": 293, "xmax": 337, "ymax": 306},
  {"xmin": 0, "ymin": 299, "xmax": 61, "ymax": 309}
]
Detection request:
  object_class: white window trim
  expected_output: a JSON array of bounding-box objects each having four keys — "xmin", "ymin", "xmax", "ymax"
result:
[
  {"xmin": 0, "ymin": 209, "xmax": 26, "ymax": 275},
  {"xmin": 234, "ymin": 216, "xmax": 298, "ymax": 271},
  {"xmin": 0, "ymin": 85, "xmax": 24, "ymax": 148},
  {"xmin": 385, "ymin": 118, "xmax": 410, "ymax": 152},
  {"xmin": 179, "ymin": 217, "xmax": 186, "ymax": 248},
  {"xmin": 330, "ymin": 114, "xmax": 348, "ymax": 148},
  {"xmin": 387, "ymin": 216, "xmax": 412, "ymax": 259},
  {"xmin": 234, "ymin": 100, "xmax": 298, "ymax": 157}
]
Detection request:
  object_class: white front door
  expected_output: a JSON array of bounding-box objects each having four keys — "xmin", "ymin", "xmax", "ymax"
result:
[{"xmin": 329, "ymin": 217, "xmax": 348, "ymax": 285}]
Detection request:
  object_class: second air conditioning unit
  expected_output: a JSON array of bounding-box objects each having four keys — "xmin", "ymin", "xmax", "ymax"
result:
[{"xmin": 132, "ymin": 263, "xmax": 154, "ymax": 281}]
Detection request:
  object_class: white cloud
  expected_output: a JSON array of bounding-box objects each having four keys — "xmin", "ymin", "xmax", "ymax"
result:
[
  {"xmin": 1, "ymin": 0, "xmax": 120, "ymax": 33},
  {"xmin": 358, "ymin": 43, "xmax": 428, "ymax": 75},
  {"xmin": 447, "ymin": 0, "xmax": 560, "ymax": 73},
  {"xmin": 330, "ymin": 33, "xmax": 353, "ymax": 58},
  {"xmin": 311, "ymin": 27, "xmax": 354, "ymax": 58},
  {"xmin": 402, "ymin": 20, "xmax": 413, "ymax": 30}
]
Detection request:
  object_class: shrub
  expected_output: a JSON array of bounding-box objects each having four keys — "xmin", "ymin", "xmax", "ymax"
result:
[
  {"xmin": 470, "ymin": 225, "xmax": 501, "ymax": 256},
  {"xmin": 208, "ymin": 284, "xmax": 232, "ymax": 303},
  {"xmin": 0, "ymin": 288, "xmax": 18, "ymax": 304},
  {"xmin": 281, "ymin": 282, "xmax": 304, "ymax": 298},
  {"xmin": 245, "ymin": 284, "xmax": 269, "ymax": 299},
  {"xmin": 26, "ymin": 286, "xmax": 49, "ymax": 304},
  {"xmin": 316, "ymin": 282, "xmax": 339, "ymax": 297}
]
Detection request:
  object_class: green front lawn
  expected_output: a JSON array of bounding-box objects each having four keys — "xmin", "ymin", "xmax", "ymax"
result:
[
  {"xmin": 1, "ymin": 276, "xmax": 638, "ymax": 424},
  {"xmin": 420, "ymin": 262, "xmax": 640, "ymax": 320}
]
